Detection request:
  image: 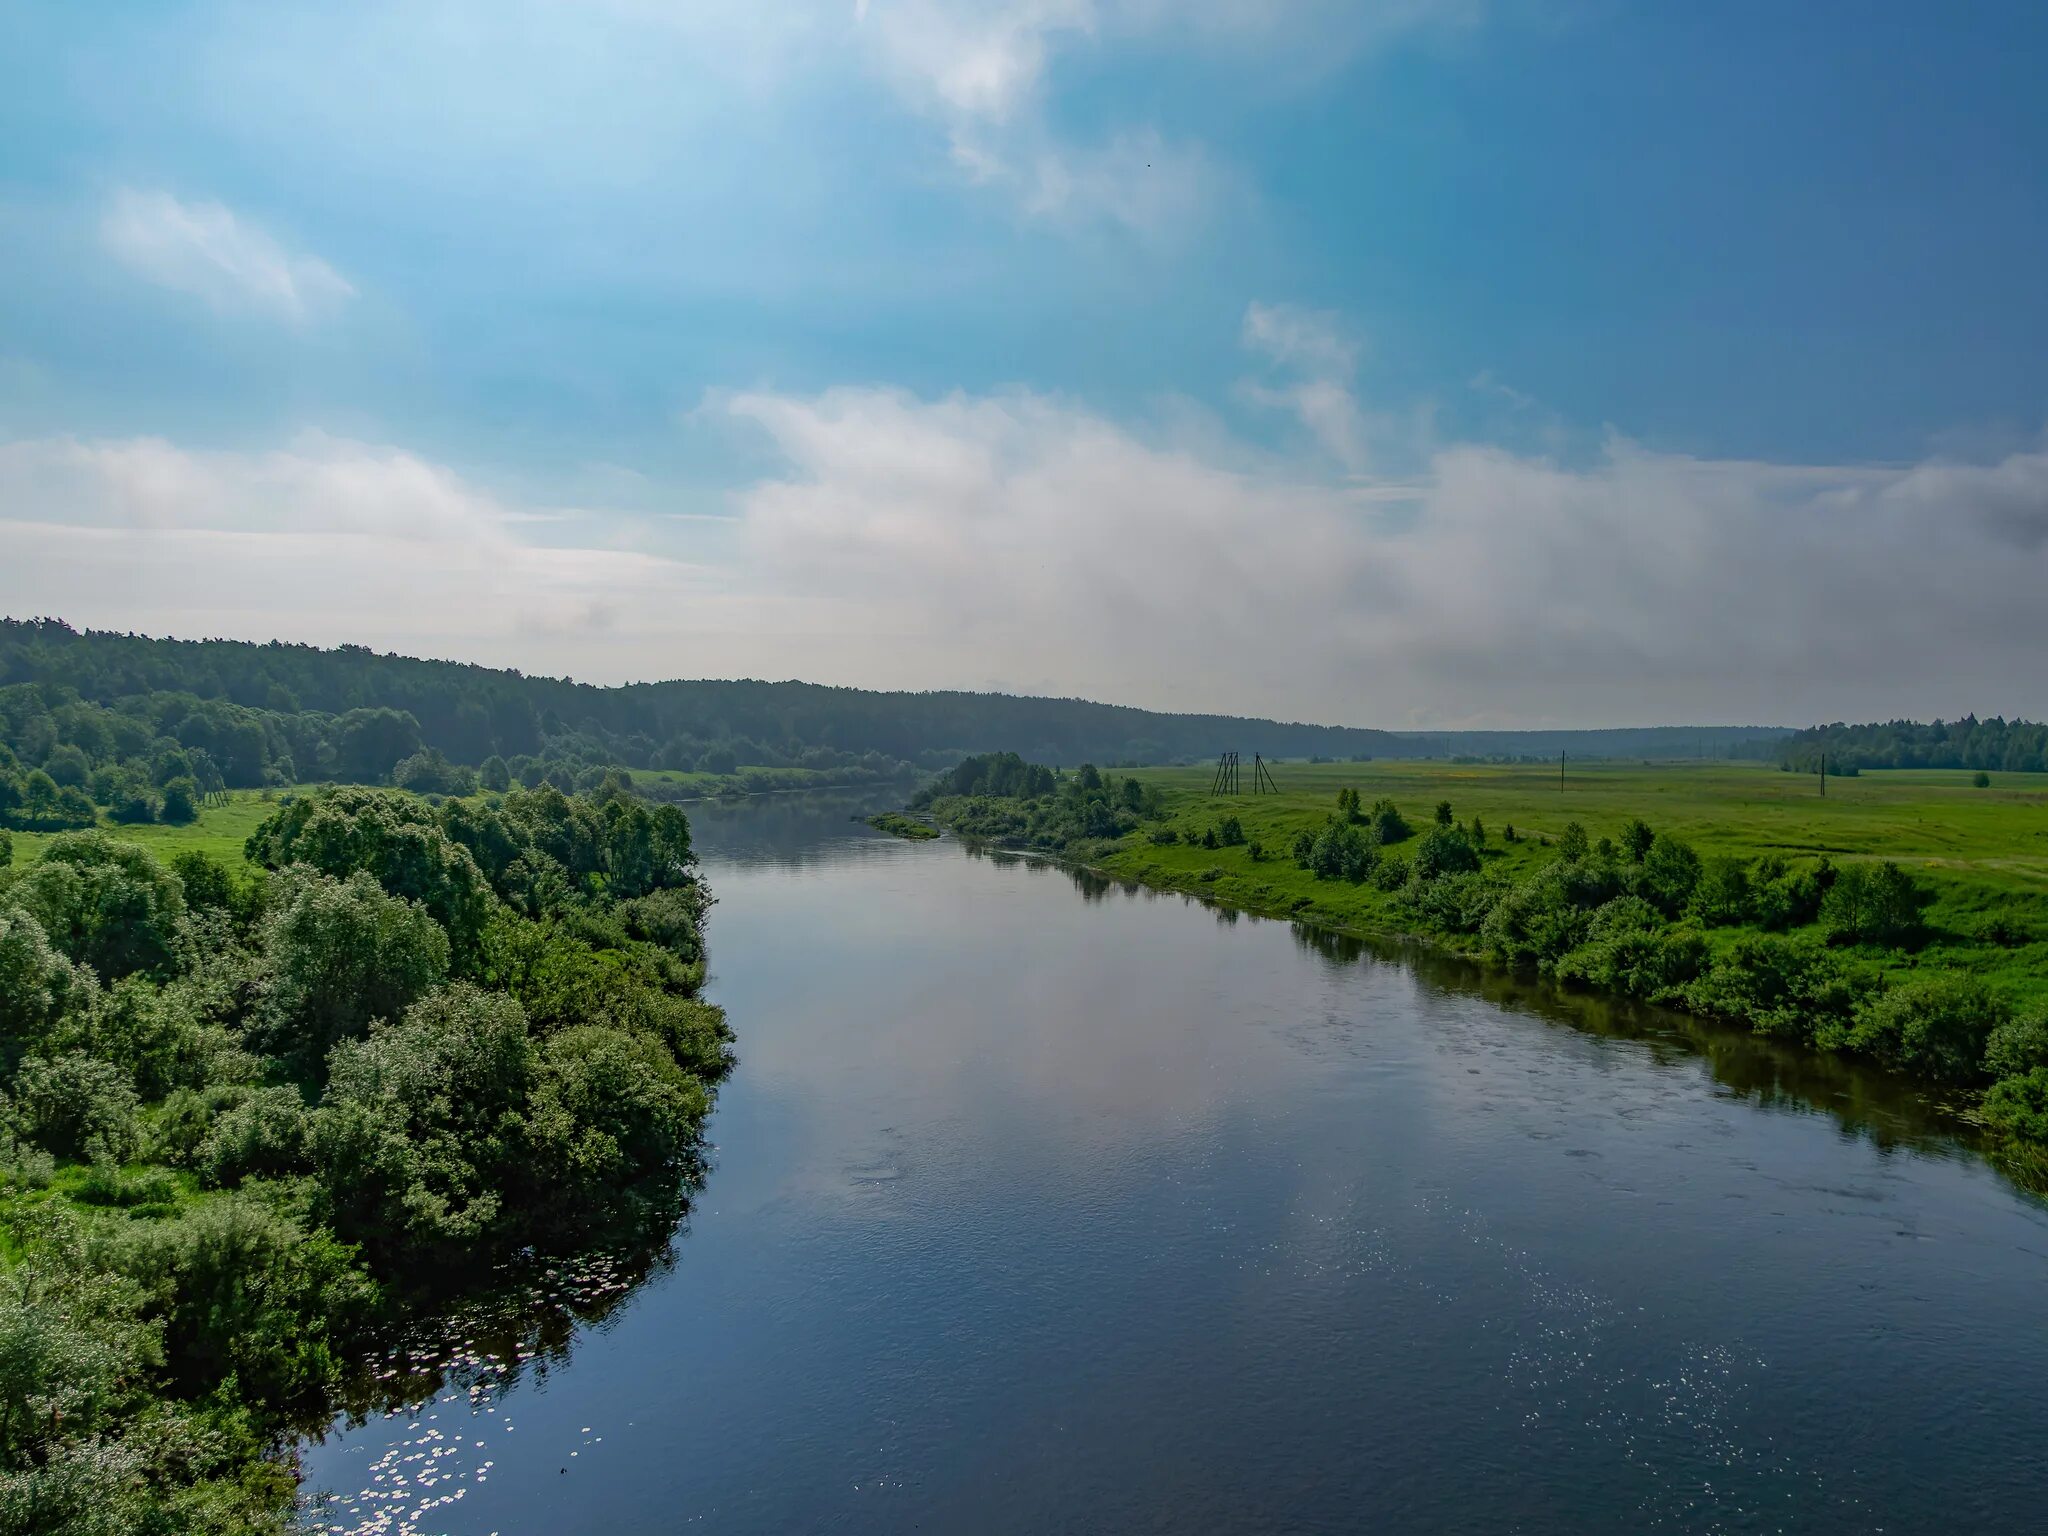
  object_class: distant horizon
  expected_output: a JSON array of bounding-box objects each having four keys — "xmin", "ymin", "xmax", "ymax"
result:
[{"xmin": 0, "ymin": 615, "xmax": 1827, "ymax": 739}]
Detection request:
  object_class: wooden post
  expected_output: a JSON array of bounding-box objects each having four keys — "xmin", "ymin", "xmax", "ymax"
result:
[{"xmin": 1820, "ymin": 751, "xmax": 1826, "ymax": 798}]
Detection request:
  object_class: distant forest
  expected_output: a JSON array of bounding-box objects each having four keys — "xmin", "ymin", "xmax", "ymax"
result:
[
  {"xmin": 1777, "ymin": 718, "xmax": 2048, "ymax": 774},
  {"xmin": 2, "ymin": 620, "xmax": 1792, "ymax": 827}
]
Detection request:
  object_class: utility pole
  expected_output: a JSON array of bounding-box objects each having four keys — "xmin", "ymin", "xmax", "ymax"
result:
[
  {"xmin": 1559, "ymin": 749, "xmax": 1565, "ymax": 792},
  {"xmin": 1820, "ymin": 751, "xmax": 1826, "ymax": 798}
]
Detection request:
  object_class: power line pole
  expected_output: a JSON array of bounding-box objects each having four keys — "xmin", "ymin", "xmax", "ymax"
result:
[
  {"xmin": 1559, "ymin": 749, "xmax": 1565, "ymax": 792},
  {"xmin": 1820, "ymin": 750, "xmax": 1826, "ymax": 798}
]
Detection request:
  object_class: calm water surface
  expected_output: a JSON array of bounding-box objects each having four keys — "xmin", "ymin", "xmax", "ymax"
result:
[{"xmin": 305, "ymin": 790, "xmax": 2048, "ymax": 1534}]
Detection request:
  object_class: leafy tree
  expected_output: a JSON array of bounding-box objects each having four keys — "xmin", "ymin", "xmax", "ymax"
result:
[
  {"xmin": 4, "ymin": 1052, "xmax": 142, "ymax": 1161},
  {"xmin": 0, "ymin": 907, "xmax": 94, "ymax": 1053},
  {"xmin": 1820, "ymin": 861, "xmax": 1926, "ymax": 947},
  {"xmin": 40, "ymin": 745, "xmax": 89, "ymax": 789},
  {"xmin": 1691, "ymin": 856, "xmax": 1751, "ymax": 926},
  {"xmin": 158, "ymin": 775, "xmax": 200, "ymax": 825},
  {"xmin": 1985, "ymin": 1010, "xmax": 2048, "ymax": 1080},
  {"xmin": 1558, "ymin": 821, "xmax": 1590, "ymax": 862},
  {"xmin": 315, "ymin": 984, "xmax": 537, "ymax": 1259},
  {"xmin": 1434, "ymin": 800, "xmax": 1454, "ymax": 827},
  {"xmin": 246, "ymin": 788, "xmax": 495, "ymax": 964},
  {"xmin": 1636, "ymin": 836, "xmax": 1703, "ymax": 917},
  {"xmin": 1973, "ymin": 771, "xmax": 1992, "ymax": 788},
  {"xmin": 1366, "ymin": 798, "xmax": 1409, "ymax": 845},
  {"xmin": 1411, "ymin": 824, "xmax": 1480, "ymax": 880},
  {"xmin": 4, "ymin": 833, "xmax": 191, "ymax": 980},
  {"xmin": 258, "ymin": 869, "xmax": 450, "ymax": 1070},
  {"xmin": 1850, "ymin": 973, "xmax": 2005, "ymax": 1084},
  {"xmin": 1620, "ymin": 818, "xmax": 1654, "ymax": 863},
  {"xmin": 480, "ymin": 754, "xmax": 511, "ymax": 792}
]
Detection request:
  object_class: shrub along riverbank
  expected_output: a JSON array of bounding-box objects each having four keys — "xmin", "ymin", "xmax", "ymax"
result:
[
  {"xmin": 912, "ymin": 755, "xmax": 2048, "ymax": 1147},
  {"xmin": 0, "ymin": 783, "xmax": 728, "ymax": 1531}
]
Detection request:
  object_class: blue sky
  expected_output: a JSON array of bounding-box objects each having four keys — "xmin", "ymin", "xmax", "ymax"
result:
[{"xmin": 4, "ymin": 1, "xmax": 2047, "ymax": 726}]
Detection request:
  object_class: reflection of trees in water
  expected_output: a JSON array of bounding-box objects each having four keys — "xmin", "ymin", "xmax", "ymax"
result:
[
  {"xmin": 307, "ymin": 1186, "xmax": 700, "ymax": 1534},
  {"xmin": 689, "ymin": 788, "xmax": 910, "ymax": 871},
  {"xmin": 1042, "ymin": 859, "xmax": 2033, "ymax": 1192}
]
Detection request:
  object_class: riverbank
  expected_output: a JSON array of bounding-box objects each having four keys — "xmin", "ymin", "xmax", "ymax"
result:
[
  {"xmin": 0, "ymin": 784, "xmax": 729, "ymax": 1530},
  {"xmin": 912, "ymin": 757, "xmax": 2048, "ymax": 1150}
]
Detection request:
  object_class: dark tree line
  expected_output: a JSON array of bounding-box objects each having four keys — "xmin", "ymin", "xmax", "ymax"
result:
[
  {"xmin": 1778, "ymin": 716, "xmax": 2048, "ymax": 775},
  {"xmin": 0, "ymin": 619, "xmax": 1417, "ymax": 776}
]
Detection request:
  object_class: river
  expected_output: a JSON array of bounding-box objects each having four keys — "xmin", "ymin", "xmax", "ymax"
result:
[{"xmin": 302, "ymin": 788, "xmax": 2048, "ymax": 1534}]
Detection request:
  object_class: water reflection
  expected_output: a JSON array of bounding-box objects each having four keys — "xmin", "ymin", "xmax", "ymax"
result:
[
  {"xmin": 1060, "ymin": 857, "xmax": 2002, "ymax": 1177},
  {"xmin": 303, "ymin": 786, "xmax": 2048, "ymax": 1535}
]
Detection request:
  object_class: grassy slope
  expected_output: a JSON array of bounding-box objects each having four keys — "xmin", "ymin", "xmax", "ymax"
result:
[
  {"xmin": 1090, "ymin": 760, "xmax": 2048, "ymax": 1008},
  {"xmin": 7, "ymin": 788, "xmax": 279, "ymax": 867}
]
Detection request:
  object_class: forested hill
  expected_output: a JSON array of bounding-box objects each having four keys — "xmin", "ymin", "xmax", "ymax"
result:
[
  {"xmin": 2, "ymin": 620, "xmax": 1785, "ymax": 792},
  {"xmin": 1777, "ymin": 717, "xmax": 2048, "ymax": 774}
]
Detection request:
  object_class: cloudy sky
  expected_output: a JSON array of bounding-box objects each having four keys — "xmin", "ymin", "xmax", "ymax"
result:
[{"xmin": 4, "ymin": 1, "xmax": 2047, "ymax": 728}]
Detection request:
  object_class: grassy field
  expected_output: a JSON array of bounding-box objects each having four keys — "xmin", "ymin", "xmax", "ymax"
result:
[
  {"xmin": 1090, "ymin": 759, "xmax": 2048, "ymax": 1007},
  {"xmin": 5, "ymin": 787, "xmax": 282, "ymax": 868}
]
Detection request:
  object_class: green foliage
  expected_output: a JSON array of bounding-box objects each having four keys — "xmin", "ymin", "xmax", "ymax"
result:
[
  {"xmin": 1820, "ymin": 861, "xmax": 1927, "ymax": 947},
  {"xmin": 1558, "ymin": 821, "xmax": 1590, "ymax": 861},
  {"xmin": 0, "ymin": 905, "xmax": 95, "ymax": 1052},
  {"xmin": 1984, "ymin": 1010, "xmax": 2048, "ymax": 1079},
  {"xmin": 244, "ymin": 788, "xmax": 493, "ymax": 964},
  {"xmin": 1849, "ymin": 973, "xmax": 2005, "ymax": 1084},
  {"xmin": 3, "ymin": 832, "xmax": 191, "ymax": 981},
  {"xmin": 1366, "ymin": 798, "xmax": 1409, "ymax": 845},
  {"xmin": 1974, "ymin": 770, "xmax": 1992, "ymax": 788},
  {"xmin": 1635, "ymin": 835, "xmax": 1702, "ymax": 917},
  {"xmin": 1620, "ymin": 818, "xmax": 1654, "ymax": 862},
  {"xmin": 1433, "ymin": 799, "xmax": 1453, "ymax": 827},
  {"xmin": 0, "ymin": 774, "xmax": 723, "ymax": 1526},
  {"xmin": 1691, "ymin": 855, "xmax": 1751, "ymax": 926},
  {"xmin": 258, "ymin": 869, "xmax": 450, "ymax": 1071},
  {"xmin": 1683, "ymin": 933, "xmax": 1862, "ymax": 1042},
  {"xmin": 3, "ymin": 1052, "xmax": 142, "ymax": 1162},
  {"xmin": 1410, "ymin": 824, "xmax": 1480, "ymax": 880},
  {"xmin": 160, "ymin": 776, "xmax": 201, "ymax": 825},
  {"xmin": 1982, "ymin": 1068, "xmax": 2048, "ymax": 1140}
]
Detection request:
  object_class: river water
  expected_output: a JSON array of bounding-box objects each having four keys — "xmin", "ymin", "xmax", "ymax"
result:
[{"xmin": 303, "ymin": 789, "xmax": 2048, "ymax": 1534}]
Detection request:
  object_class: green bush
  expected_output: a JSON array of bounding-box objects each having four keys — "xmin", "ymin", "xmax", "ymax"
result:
[
  {"xmin": 198, "ymin": 1086, "xmax": 313, "ymax": 1187},
  {"xmin": 4, "ymin": 833, "xmax": 191, "ymax": 981},
  {"xmin": 0, "ymin": 903, "xmax": 96, "ymax": 1052},
  {"xmin": 1683, "ymin": 933, "xmax": 1862, "ymax": 1042},
  {"xmin": 1849, "ymin": 973, "xmax": 2006, "ymax": 1084},
  {"xmin": 4, "ymin": 1051, "xmax": 142, "ymax": 1161},
  {"xmin": 1984, "ymin": 1010, "xmax": 2048, "ymax": 1079},
  {"xmin": 1982, "ymin": 1068, "xmax": 2048, "ymax": 1140},
  {"xmin": 1635, "ymin": 836, "xmax": 1702, "ymax": 917},
  {"xmin": 1411, "ymin": 824, "xmax": 1480, "ymax": 880},
  {"xmin": 1691, "ymin": 856, "xmax": 1751, "ymax": 926},
  {"xmin": 1821, "ymin": 861, "xmax": 1926, "ymax": 947},
  {"xmin": 113, "ymin": 1193, "xmax": 378, "ymax": 1415},
  {"xmin": 1366, "ymin": 798, "xmax": 1409, "ymax": 845},
  {"xmin": 258, "ymin": 869, "xmax": 449, "ymax": 1070}
]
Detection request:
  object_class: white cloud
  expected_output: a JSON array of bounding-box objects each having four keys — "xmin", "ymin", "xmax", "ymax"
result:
[
  {"xmin": 716, "ymin": 384, "xmax": 2048, "ymax": 725},
  {"xmin": 0, "ymin": 434, "xmax": 720, "ymax": 675},
  {"xmin": 1241, "ymin": 300, "xmax": 1375, "ymax": 471},
  {"xmin": 100, "ymin": 188, "xmax": 354, "ymax": 322},
  {"xmin": 10, "ymin": 378, "xmax": 2044, "ymax": 727},
  {"xmin": 1243, "ymin": 301, "xmax": 1357, "ymax": 375}
]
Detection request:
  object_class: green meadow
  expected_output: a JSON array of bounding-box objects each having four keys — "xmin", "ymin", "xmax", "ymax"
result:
[
  {"xmin": 5, "ymin": 787, "xmax": 280, "ymax": 868},
  {"xmin": 1095, "ymin": 759, "xmax": 2048, "ymax": 1007}
]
